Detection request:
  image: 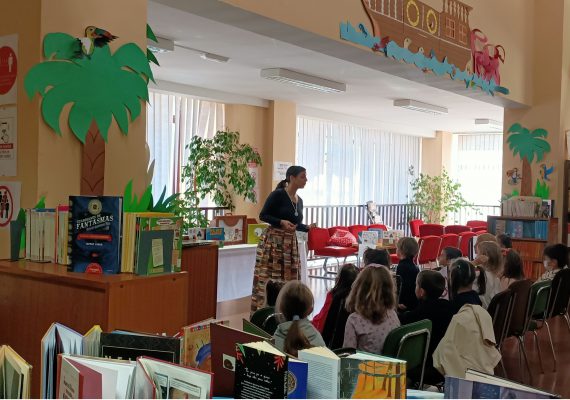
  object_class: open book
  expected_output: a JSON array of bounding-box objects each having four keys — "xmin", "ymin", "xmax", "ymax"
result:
[
  {"xmin": 100, "ymin": 330, "xmax": 182, "ymax": 364},
  {"xmin": 445, "ymin": 369, "xmax": 559, "ymax": 399},
  {"xmin": 135, "ymin": 356, "xmax": 212, "ymax": 399},
  {"xmin": 299, "ymin": 346, "xmax": 406, "ymax": 399},
  {"xmin": 0, "ymin": 345, "xmax": 31, "ymax": 399},
  {"xmin": 181, "ymin": 318, "xmax": 228, "ymax": 370},
  {"xmin": 57, "ymin": 354, "xmax": 136, "ymax": 399}
]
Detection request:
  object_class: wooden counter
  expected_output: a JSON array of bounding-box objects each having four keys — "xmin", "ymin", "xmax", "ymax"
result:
[{"xmin": 0, "ymin": 261, "xmax": 188, "ymax": 397}]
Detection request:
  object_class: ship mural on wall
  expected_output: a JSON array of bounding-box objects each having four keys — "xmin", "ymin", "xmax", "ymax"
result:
[{"xmin": 340, "ymin": 0, "xmax": 509, "ymax": 96}]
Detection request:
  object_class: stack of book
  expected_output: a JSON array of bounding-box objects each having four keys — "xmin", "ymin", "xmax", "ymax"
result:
[
  {"xmin": 0, "ymin": 345, "xmax": 31, "ymax": 399},
  {"xmin": 25, "ymin": 207, "xmax": 56, "ymax": 262}
]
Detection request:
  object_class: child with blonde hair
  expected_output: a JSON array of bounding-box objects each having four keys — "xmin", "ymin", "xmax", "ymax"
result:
[
  {"xmin": 274, "ymin": 281, "xmax": 325, "ymax": 356},
  {"xmin": 343, "ymin": 266, "xmax": 400, "ymax": 353},
  {"xmin": 473, "ymin": 241, "xmax": 503, "ymax": 308}
]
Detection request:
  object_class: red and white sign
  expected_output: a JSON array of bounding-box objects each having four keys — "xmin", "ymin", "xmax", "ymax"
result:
[
  {"xmin": 0, "ymin": 181, "xmax": 20, "ymax": 229},
  {"xmin": 0, "ymin": 34, "xmax": 17, "ymax": 105},
  {"xmin": 0, "ymin": 106, "xmax": 17, "ymax": 176}
]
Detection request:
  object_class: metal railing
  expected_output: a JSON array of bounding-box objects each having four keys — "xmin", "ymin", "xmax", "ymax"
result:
[
  {"xmin": 449, "ymin": 204, "xmax": 501, "ymax": 225},
  {"xmin": 199, "ymin": 206, "xmax": 229, "ymax": 221}
]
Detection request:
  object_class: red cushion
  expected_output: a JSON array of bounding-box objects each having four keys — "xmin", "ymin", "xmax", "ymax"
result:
[
  {"xmin": 327, "ymin": 230, "xmax": 357, "ymax": 247},
  {"xmin": 315, "ymin": 246, "xmax": 357, "ymax": 257}
]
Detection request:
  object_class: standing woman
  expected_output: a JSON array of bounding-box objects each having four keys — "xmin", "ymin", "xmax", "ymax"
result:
[{"xmin": 251, "ymin": 166, "xmax": 316, "ymax": 313}]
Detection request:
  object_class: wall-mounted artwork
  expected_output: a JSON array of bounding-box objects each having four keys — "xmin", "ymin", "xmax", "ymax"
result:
[
  {"xmin": 506, "ymin": 167, "xmax": 521, "ymax": 186},
  {"xmin": 340, "ymin": 0, "xmax": 508, "ymax": 96},
  {"xmin": 507, "ymin": 123, "xmax": 551, "ymax": 197}
]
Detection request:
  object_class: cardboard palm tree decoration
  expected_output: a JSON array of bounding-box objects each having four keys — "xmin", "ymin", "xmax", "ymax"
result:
[
  {"xmin": 507, "ymin": 123, "xmax": 551, "ymax": 196},
  {"xmin": 24, "ymin": 28, "xmax": 153, "ymax": 195}
]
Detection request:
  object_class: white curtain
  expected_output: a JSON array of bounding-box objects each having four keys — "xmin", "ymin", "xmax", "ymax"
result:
[
  {"xmin": 146, "ymin": 91, "xmax": 225, "ymax": 199},
  {"xmin": 296, "ymin": 116, "xmax": 421, "ymax": 205},
  {"xmin": 451, "ymin": 133, "xmax": 503, "ymax": 206}
]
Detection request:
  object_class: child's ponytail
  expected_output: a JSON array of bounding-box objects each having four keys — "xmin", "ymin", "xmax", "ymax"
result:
[
  {"xmin": 475, "ymin": 265, "xmax": 487, "ymax": 296},
  {"xmin": 284, "ymin": 316, "xmax": 311, "ymax": 357}
]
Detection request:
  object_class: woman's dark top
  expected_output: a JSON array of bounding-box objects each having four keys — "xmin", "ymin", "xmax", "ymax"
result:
[
  {"xmin": 259, "ymin": 189, "xmax": 309, "ymax": 232},
  {"xmin": 396, "ymin": 257, "xmax": 420, "ymax": 311},
  {"xmin": 452, "ymin": 290, "xmax": 482, "ymax": 314},
  {"xmin": 321, "ymin": 287, "xmax": 351, "ymax": 350}
]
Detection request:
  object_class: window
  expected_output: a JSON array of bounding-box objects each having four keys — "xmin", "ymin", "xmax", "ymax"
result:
[
  {"xmin": 458, "ymin": 24, "xmax": 467, "ymax": 44},
  {"xmin": 146, "ymin": 90, "xmax": 225, "ymax": 201},
  {"xmin": 445, "ymin": 17, "xmax": 455, "ymax": 39},
  {"xmin": 296, "ymin": 116, "xmax": 421, "ymax": 206}
]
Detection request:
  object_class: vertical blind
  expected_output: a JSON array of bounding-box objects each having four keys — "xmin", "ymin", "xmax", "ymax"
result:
[
  {"xmin": 451, "ymin": 133, "xmax": 503, "ymax": 205},
  {"xmin": 296, "ymin": 116, "xmax": 421, "ymax": 206},
  {"xmin": 146, "ymin": 90, "xmax": 225, "ymax": 199}
]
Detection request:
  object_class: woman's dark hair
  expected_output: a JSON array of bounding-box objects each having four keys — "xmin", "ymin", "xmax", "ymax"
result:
[
  {"xmin": 543, "ymin": 243, "xmax": 568, "ymax": 269},
  {"xmin": 346, "ymin": 265, "xmax": 396, "ymax": 324},
  {"xmin": 275, "ymin": 165, "xmax": 307, "ymax": 190},
  {"xmin": 362, "ymin": 248, "xmax": 390, "ymax": 268},
  {"xmin": 496, "ymin": 233, "xmax": 513, "ymax": 249},
  {"xmin": 332, "ymin": 263, "xmax": 358, "ymax": 294},
  {"xmin": 449, "ymin": 258, "xmax": 486, "ymax": 299},
  {"xmin": 502, "ymin": 249, "xmax": 525, "ymax": 280},
  {"xmin": 275, "ymin": 281, "xmax": 314, "ymax": 356},
  {"xmin": 442, "ymin": 247, "xmax": 462, "ymax": 261},
  {"xmin": 265, "ymin": 280, "xmax": 285, "ymax": 307},
  {"xmin": 417, "ymin": 270, "xmax": 446, "ymax": 299}
]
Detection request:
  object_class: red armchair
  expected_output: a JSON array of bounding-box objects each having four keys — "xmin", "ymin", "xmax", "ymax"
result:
[
  {"xmin": 418, "ymin": 223, "xmax": 444, "ymax": 237},
  {"xmin": 416, "ymin": 235, "xmax": 442, "ymax": 269},
  {"xmin": 308, "ymin": 228, "xmax": 357, "ymax": 279},
  {"xmin": 444, "ymin": 225, "xmax": 471, "ymax": 235},
  {"xmin": 409, "ymin": 219, "xmax": 424, "ymax": 237}
]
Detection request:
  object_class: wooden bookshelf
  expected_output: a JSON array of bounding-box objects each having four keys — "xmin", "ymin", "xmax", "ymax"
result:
[
  {"xmin": 487, "ymin": 216, "xmax": 558, "ymax": 280},
  {"xmin": 0, "ymin": 261, "xmax": 188, "ymax": 398}
]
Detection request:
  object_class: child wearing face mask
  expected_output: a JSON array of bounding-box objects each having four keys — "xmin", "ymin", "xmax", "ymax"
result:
[{"xmin": 539, "ymin": 243, "xmax": 569, "ymax": 281}]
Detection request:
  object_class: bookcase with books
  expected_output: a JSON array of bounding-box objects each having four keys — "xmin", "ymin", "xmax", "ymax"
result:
[{"xmin": 487, "ymin": 216, "xmax": 558, "ymax": 279}]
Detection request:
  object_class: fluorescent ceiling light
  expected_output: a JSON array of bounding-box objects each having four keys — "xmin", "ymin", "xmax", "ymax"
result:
[
  {"xmin": 393, "ymin": 99, "xmax": 448, "ymax": 115},
  {"xmin": 260, "ymin": 68, "xmax": 346, "ymax": 93},
  {"xmin": 475, "ymin": 118, "xmax": 503, "ymax": 132},
  {"xmin": 147, "ymin": 36, "xmax": 174, "ymax": 53},
  {"xmin": 200, "ymin": 52, "xmax": 230, "ymax": 63}
]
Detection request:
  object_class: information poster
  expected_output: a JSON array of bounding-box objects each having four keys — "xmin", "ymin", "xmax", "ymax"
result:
[
  {"xmin": 0, "ymin": 106, "xmax": 17, "ymax": 176},
  {"xmin": 0, "ymin": 34, "xmax": 18, "ymax": 106},
  {"xmin": 0, "ymin": 181, "xmax": 21, "ymax": 229},
  {"xmin": 273, "ymin": 161, "xmax": 292, "ymax": 181}
]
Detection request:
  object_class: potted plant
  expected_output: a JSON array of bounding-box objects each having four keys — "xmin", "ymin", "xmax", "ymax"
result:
[
  {"xmin": 179, "ymin": 129, "xmax": 262, "ymax": 229},
  {"xmin": 408, "ymin": 167, "xmax": 472, "ymax": 224}
]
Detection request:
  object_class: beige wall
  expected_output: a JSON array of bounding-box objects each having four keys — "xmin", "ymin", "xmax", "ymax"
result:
[
  {"xmin": 270, "ymin": 101, "xmax": 297, "ymax": 188},
  {"xmin": 0, "ymin": 0, "xmax": 148, "ymax": 258},
  {"xmin": 421, "ymin": 131, "xmax": 452, "ymax": 176},
  {"xmin": 223, "ymin": 0, "xmax": 535, "ymax": 105}
]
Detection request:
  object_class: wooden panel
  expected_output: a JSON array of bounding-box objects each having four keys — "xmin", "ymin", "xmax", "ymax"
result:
[
  {"xmin": 107, "ymin": 273, "xmax": 188, "ymax": 335},
  {"xmin": 181, "ymin": 244, "xmax": 219, "ymax": 324}
]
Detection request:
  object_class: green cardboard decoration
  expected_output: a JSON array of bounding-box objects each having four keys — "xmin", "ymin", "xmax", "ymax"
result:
[
  {"xmin": 146, "ymin": 24, "xmax": 160, "ymax": 66},
  {"xmin": 123, "ymin": 180, "xmax": 178, "ymax": 213},
  {"xmin": 24, "ymin": 32, "xmax": 153, "ymax": 143},
  {"xmin": 507, "ymin": 123, "xmax": 551, "ymax": 197}
]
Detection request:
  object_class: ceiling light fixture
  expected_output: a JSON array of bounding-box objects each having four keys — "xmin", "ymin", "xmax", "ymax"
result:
[
  {"xmin": 147, "ymin": 36, "xmax": 174, "ymax": 53},
  {"xmin": 260, "ymin": 68, "xmax": 346, "ymax": 93},
  {"xmin": 474, "ymin": 118, "xmax": 503, "ymax": 132},
  {"xmin": 200, "ymin": 52, "xmax": 230, "ymax": 63},
  {"xmin": 393, "ymin": 99, "xmax": 448, "ymax": 115}
]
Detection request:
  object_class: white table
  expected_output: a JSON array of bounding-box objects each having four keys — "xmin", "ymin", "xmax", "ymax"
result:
[{"xmin": 217, "ymin": 244, "xmax": 257, "ymax": 302}]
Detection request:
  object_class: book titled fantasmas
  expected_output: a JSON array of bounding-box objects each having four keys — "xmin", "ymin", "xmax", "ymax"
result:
[{"xmin": 68, "ymin": 196, "xmax": 122, "ymax": 274}]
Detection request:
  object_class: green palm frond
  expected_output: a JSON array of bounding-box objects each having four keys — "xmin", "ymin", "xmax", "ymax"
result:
[
  {"xmin": 24, "ymin": 33, "xmax": 151, "ymax": 143},
  {"xmin": 43, "ymin": 33, "xmax": 80, "ymax": 60},
  {"xmin": 507, "ymin": 123, "xmax": 550, "ymax": 163}
]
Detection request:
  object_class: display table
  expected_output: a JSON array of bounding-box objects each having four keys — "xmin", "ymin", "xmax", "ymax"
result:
[
  {"xmin": 217, "ymin": 243, "xmax": 257, "ymax": 301},
  {"xmin": 0, "ymin": 261, "xmax": 188, "ymax": 398}
]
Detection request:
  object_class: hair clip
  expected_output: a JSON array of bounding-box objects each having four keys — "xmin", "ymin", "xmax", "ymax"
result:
[{"xmin": 293, "ymin": 315, "xmax": 300, "ymax": 321}]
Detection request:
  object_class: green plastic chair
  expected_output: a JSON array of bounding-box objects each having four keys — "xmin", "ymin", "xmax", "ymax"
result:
[
  {"xmin": 523, "ymin": 280, "xmax": 552, "ymax": 376},
  {"xmin": 382, "ymin": 319, "xmax": 432, "ymax": 389},
  {"xmin": 250, "ymin": 306, "xmax": 275, "ymax": 329}
]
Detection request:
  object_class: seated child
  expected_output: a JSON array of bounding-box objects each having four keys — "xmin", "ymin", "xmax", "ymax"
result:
[
  {"xmin": 449, "ymin": 259, "xmax": 484, "ymax": 314},
  {"xmin": 312, "ymin": 263, "xmax": 358, "ymax": 334},
  {"xmin": 265, "ymin": 279, "xmax": 285, "ymax": 307},
  {"xmin": 539, "ymin": 243, "xmax": 569, "ymax": 281},
  {"xmin": 500, "ymin": 249, "xmax": 525, "ymax": 290},
  {"xmin": 362, "ymin": 248, "xmax": 391, "ymax": 268},
  {"xmin": 396, "ymin": 237, "xmax": 420, "ymax": 311},
  {"xmin": 274, "ymin": 281, "xmax": 325, "ymax": 356},
  {"xmin": 437, "ymin": 247, "xmax": 463, "ymax": 299},
  {"xmin": 400, "ymin": 270, "xmax": 454, "ymax": 385},
  {"xmin": 473, "ymin": 241, "xmax": 503, "ymax": 309},
  {"xmin": 496, "ymin": 233, "xmax": 513, "ymax": 251},
  {"xmin": 343, "ymin": 266, "xmax": 400, "ymax": 353}
]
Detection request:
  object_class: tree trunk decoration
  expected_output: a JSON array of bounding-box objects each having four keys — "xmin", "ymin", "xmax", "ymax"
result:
[
  {"xmin": 520, "ymin": 157, "xmax": 532, "ymax": 196},
  {"xmin": 81, "ymin": 121, "xmax": 105, "ymax": 196}
]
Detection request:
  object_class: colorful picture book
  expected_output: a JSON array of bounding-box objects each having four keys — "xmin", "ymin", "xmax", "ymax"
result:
[
  {"xmin": 205, "ymin": 227, "xmax": 225, "ymax": 241},
  {"xmin": 68, "ymin": 196, "xmax": 123, "ymax": 274},
  {"xmin": 0, "ymin": 345, "xmax": 32, "ymax": 399},
  {"xmin": 182, "ymin": 318, "xmax": 228, "ymax": 371},
  {"xmin": 298, "ymin": 347, "xmax": 406, "ymax": 399},
  {"xmin": 234, "ymin": 341, "xmax": 288, "ymax": 399},
  {"xmin": 444, "ymin": 369, "xmax": 559, "ymax": 399},
  {"xmin": 247, "ymin": 223, "xmax": 268, "ymax": 244},
  {"xmin": 242, "ymin": 319, "xmax": 272, "ymax": 340},
  {"xmin": 287, "ymin": 358, "xmax": 309, "ymax": 399}
]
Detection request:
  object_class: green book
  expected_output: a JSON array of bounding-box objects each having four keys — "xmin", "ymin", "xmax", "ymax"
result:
[
  {"xmin": 135, "ymin": 230, "xmax": 174, "ymax": 275},
  {"xmin": 136, "ymin": 216, "xmax": 182, "ymax": 272}
]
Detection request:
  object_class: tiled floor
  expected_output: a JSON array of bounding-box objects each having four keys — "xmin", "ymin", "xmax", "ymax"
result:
[{"xmin": 216, "ymin": 260, "xmax": 570, "ymax": 397}]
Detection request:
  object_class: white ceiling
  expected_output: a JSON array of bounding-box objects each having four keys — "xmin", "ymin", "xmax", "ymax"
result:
[{"xmin": 147, "ymin": 0, "xmax": 505, "ymax": 137}]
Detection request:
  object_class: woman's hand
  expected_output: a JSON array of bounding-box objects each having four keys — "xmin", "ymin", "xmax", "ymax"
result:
[
  {"xmin": 280, "ymin": 220, "xmax": 297, "ymax": 232},
  {"xmin": 308, "ymin": 223, "xmax": 317, "ymax": 229}
]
